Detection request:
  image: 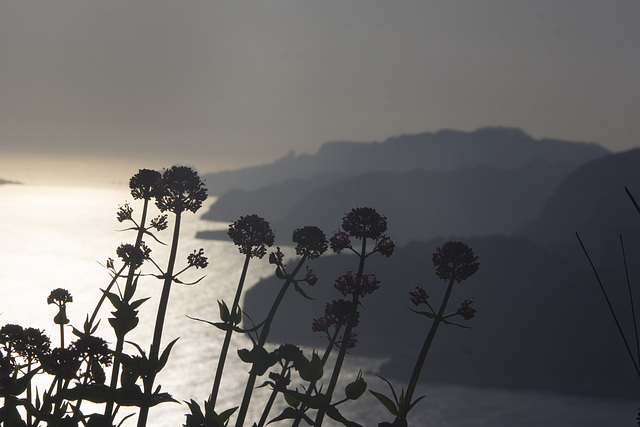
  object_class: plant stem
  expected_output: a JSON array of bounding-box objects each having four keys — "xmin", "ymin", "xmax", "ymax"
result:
[
  {"xmin": 314, "ymin": 237, "xmax": 367, "ymax": 425},
  {"xmin": 105, "ymin": 199, "xmax": 150, "ymax": 420},
  {"xmin": 137, "ymin": 211, "xmax": 182, "ymax": 427},
  {"xmin": 234, "ymin": 256, "xmax": 307, "ymax": 426},
  {"xmin": 210, "ymin": 252, "xmax": 252, "ymax": 409}
]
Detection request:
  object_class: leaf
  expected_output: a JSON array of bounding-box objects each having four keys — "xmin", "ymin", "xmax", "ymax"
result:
[
  {"xmin": 218, "ymin": 300, "xmax": 231, "ymax": 323},
  {"xmin": 267, "ymin": 407, "xmax": 300, "ymax": 425},
  {"xmin": 275, "ymin": 266, "xmax": 287, "ymax": 279},
  {"xmin": 325, "ymin": 405, "xmax": 362, "ymax": 427},
  {"xmin": 370, "ymin": 391, "xmax": 399, "ymax": 417},
  {"xmin": 293, "ymin": 282, "xmax": 314, "ymax": 300},
  {"xmin": 298, "ymin": 352, "xmax": 323, "ymax": 382},
  {"xmin": 408, "ymin": 307, "xmax": 436, "ymax": 318},
  {"xmin": 157, "ymin": 337, "xmax": 180, "ymax": 373},
  {"xmin": 130, "ymin": 297, "xmax": 150, "ymax": 310},
  {"xmin": 442, "ymin": 318, "xmax": 473, "ymax": 329}
]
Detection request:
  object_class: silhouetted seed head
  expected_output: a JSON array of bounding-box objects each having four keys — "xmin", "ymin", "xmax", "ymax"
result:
[
  {"xmin": 432, "ymin": 242, "xmax": 479, "ymax": 283},
  {"xmin": 47, "ymin": 288, "xmax": 73, "ymax": 305},
  {"xmin": 155, "ymin": 166, "xmax": 208, "ymax": 214},
  {"xmin": 228, "ymin": 214, "xmax": 275, "ymax": 259},
  {"xmin": 129, "ymin": 169, "xmax": 162, "ymax": 200},
  {"xmin": 292, "ymin": 226, "xmax": 328, "ymax": 259},
  {"xmin": 341, "ymin": 207, "xmax": 388, "ymax": 240},
  {"xmin": 187, "ymin": 248, "xmax": 208, "ymax": 269},
  {"xmin": 409, "ymin": 286, "xmax": 430, "ymax": 306}
]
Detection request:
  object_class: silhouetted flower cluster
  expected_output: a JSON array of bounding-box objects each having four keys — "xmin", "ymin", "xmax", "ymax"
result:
[
  {"xmin": 312, "ymin": 299, "xmax": 359, "ymax": 335},
  {"xmin": 456, "ymin": 299, "xmax": 476, "ymax": 320},
  {"xmin": 228, "ymin": 214, "xmax": 275, "ymax": 259},
  {"xmin": 374, "ymin": 235, "xmax": 396, "ymax": 257},
  {"xmin": 270, "ymin": 343, "xmax": 305, "ymax": 371},
  {"xmin": 432, "ymin": 241, "xmax": 480, "ymax": 283},
  {"xmin": 341, "ymin": 207, "xmax": 388, "ymax": 239},
  {"xmin": 47, "ymin": 288, "xmax": 73, "ymax": 305},
  {"xmin": 117, "ymin": 203, "xmax": 134, "ymax": 223},
  {"xmin": 334, "ymin": 271, "xmax": 380, "ymax": 297},
  {"xmin": 116, "ymin": 242, "xmax": 151, "ymax": 269},
  {"xmin": 409, "ymin": 286, "xmax": 430, "ymax": 306},
  {"xmin": 155, "ymin": 166, "xmax": 208, "ymax": 214},
  {"xmin": 303, "ymin": 266, "xmax": 318, "ymax": 286},
  {"xmin": 129, "ymin": 168, "xmax": 163, "ymax": 200},
  {"xmin": 292, "ymin": 226, "xmax": 328, "ymax": 259},
  {"xmin": 329, "ymin": 231, "xmax": 352, "ymax": 253},
  {"xmin": 150, "ymin": 214, "xmax": 169, "ymax": 231},
  {"xmin": 187, "ymin": 248, "xmax": 209, "ymax": 269}
]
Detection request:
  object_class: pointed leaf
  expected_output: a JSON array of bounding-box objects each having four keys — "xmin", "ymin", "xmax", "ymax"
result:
[
  {"xmin": 293, "ymin": 282, "xmax": 314, "ymax": 300},
  {"xmin": 157, "ymin": 337, "xmax": 180, "ymax": 373},
  {"xmin": 370, "ymin": 391, "xmax": 399, "ymax": 416},
  {"xmin": 325, "ymin": 405, "xmax": 362, "ymax": 427}
]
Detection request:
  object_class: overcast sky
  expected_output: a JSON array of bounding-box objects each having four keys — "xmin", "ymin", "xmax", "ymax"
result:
[{"xmin": 1, "ymin": 1, "xmax": 640, "ymax": 185}]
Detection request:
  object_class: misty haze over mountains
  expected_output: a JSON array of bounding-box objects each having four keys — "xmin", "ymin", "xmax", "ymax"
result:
[{"xmin": 199, "ymin": 127, "xmax": 640, "ymax": 400}]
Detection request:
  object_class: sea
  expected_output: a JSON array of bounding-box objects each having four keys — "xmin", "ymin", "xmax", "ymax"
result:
[{"xmin": 0, "ymin": 183, "xmax": 636, "ymax": 426}]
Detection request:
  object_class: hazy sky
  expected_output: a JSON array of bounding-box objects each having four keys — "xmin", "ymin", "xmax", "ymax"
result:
[{"xmin": 2, "ymin": 1, "xmax": 640, "ymax": 185}]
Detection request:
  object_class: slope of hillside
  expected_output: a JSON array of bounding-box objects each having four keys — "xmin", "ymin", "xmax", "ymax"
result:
[
  {"xmin": 200, "ymin": 161, "xmax": 579, "ymax": 245},
  {"xmin": 517, "ymin": 148, "xmax": 640, "ymax": 257}
]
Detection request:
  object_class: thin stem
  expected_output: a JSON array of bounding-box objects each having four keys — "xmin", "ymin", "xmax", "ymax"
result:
[
  {"xmin": 105, "ymin": 198, "xmax": 150, "ymax": 420},
  {"xmin": 234, "ymin": 256, "xmax": 307, "ymax": 426},
  {"xmin": 576, "ymin": 232, "xmax": 640, "ymax": 378},
  {"xmin": 137, "ymin": 211, "xmax": 182, "ymax": 427},
  {"xmin": 620, "ymin": 234, "xmax": 640, "ymax": 367},
  {"xmin": 291, "ymin": 326, "xmax": 342, "ymax": 427},
  {"xmin": 210, "ymin": 252, "xmax": 252, "ymax": 409},
  {"xmin": 315, "ymin": 237, "xmax": 367, "ymax": 426},
  {"xmin": 256, "ymin": 365, "xmax": 288, "ymax": 427},
  {"xmin": 404, "ymin": 275, "xmax": 456, "ymax": 407}
]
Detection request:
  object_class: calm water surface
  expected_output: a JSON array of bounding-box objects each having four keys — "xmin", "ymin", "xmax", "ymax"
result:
[{"xmin": 0, "ymin": 184, "xmax": 636, "ymax": 426}]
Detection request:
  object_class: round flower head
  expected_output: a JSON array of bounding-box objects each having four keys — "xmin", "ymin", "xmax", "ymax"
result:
[
  {"xmin": 129, "ymin": 169, "xmax": 162, "ymax": 200},
  {"xmin": 341, "ymin": 207, "xmax": 387, "ymax": 240},
  {"xmin": 155, "ymin": 166, "xmax": 208, "ymax": 214},
  {"xmin": 432, "ymin": 241, "xmax": 480, "ymax": 283},
  {"xmin": 47, "ymin": 288, "xmax": 73, "ymax": 305},
  {"xmin": 334, "ymin": 271, "xmax": 380, "ymax": 298},
  {"xmin": 228, "ymin": 214, "xmax": 275, "ymax": 259},
  {"xmin": 292, "ymin": 226, "xmax": 328, "ymax": 259},
  {"xmin": 271, "ymin": 343, "xmax": 305, "ymax": 370},
  {"xmin": 116, "ymin": 242, "xmax": 151, "ymax": 270}
]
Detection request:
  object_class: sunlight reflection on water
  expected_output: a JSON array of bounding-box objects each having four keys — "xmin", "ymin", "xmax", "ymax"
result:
[{"xmin": 0, "ymin": 184, "xmax": 636, "ymax": 426}]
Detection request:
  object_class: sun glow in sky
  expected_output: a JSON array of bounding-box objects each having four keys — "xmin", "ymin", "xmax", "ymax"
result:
[{"xmin": 2, "ymin": 1, "xmax": 640, "ymax": 185}]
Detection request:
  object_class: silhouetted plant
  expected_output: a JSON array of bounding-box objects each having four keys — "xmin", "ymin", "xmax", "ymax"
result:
[
  {"xmin": 372, "ymin": 241, "xmax": 479, "ymax": 426},
  {"xmin": 0, "ymin": 167, "xmax": 491, "ymax": 427},
  {"xmin": 577, "ymin": 186, "xmax": 640, "ymax": 426}
]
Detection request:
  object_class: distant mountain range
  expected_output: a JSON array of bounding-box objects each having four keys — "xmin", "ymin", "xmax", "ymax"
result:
[
  {"xmin": 198, "ymin": 127, "xmax": 607, "ymax": 245},
  {"xmin": 197, "ymin": 127, "xmax": 640, "ymax": 399}
]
